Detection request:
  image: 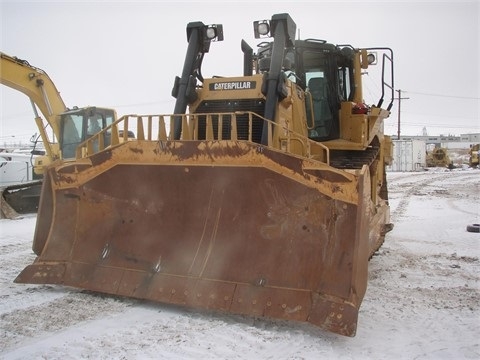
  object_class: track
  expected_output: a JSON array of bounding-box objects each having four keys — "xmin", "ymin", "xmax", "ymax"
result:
[
  {"xmin": 329, "ymin": 143, "xmax": 380, "ymax": 169},
  {"xmin": 387, "ymin": 170, "xmax": 479, "ymax": 222},
  {"xmin": 1, "ymin": 181, "xmax": 42, "ymax": 219}
]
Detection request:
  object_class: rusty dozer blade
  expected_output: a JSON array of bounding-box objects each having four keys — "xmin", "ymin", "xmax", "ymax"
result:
[{"xmin": 15, "ymin": 140, "xmax": 386, "ymax": 337}]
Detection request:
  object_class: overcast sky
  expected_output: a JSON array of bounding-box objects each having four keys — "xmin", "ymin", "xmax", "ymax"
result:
[{"xmin": 1, "ymin": 0, "xmax": 479, "ymax": 144}]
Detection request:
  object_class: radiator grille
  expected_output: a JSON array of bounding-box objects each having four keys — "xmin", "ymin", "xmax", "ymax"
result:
[{"xmin": 194, "ymin": 99, "xmax": 265, "ymax": 143}]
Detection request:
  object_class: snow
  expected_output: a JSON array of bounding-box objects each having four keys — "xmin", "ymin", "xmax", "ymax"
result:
[{"xmin": 1, "ymin": 169, "xmax": 479, "ymax": 359}]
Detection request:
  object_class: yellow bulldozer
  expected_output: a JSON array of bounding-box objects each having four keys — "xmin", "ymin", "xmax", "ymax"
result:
[
  {"xmin": 15, "ymin": 14, "xmax": 395, "ymax": 337},
  {"xmin": 426, "ymin": 147, "xmax": 453, "ymax": 168},
  {"xmin": 0, "ymin": 52, "xmax": 117, "ymax": 218},
  {"xmin": 469, "ymin": 144, "xmax": 479, "ymax": 168}
]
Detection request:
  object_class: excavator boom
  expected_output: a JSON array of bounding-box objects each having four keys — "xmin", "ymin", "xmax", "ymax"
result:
[{"xmin": 0, "ymin": 52, "xmax": 66, "ymax": 161}]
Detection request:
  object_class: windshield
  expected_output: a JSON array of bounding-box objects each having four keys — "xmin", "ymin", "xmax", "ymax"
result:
[{"xmin": 60, "ymin": 109, "xmax": 114, "ymax": 158}]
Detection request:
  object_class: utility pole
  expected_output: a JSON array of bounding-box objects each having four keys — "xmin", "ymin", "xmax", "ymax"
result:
[{"xmin": 395, "ymin": 89, "xmax": 410, "ymax": 139}]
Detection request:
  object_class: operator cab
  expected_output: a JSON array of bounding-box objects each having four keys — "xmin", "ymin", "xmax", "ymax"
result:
[
  {"xmin": 254, "ymin": 37, "xmax": 356, "ymax": 142},
  {"xmin": 295, "ymin": 40, "xmax": 355, "ymax": 141},
  {"xmin": 60, "ymin": 107, "xmax": 115, "ymax": 158}
]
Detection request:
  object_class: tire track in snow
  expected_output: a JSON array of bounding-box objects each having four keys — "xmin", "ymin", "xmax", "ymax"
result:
[
  {"xmin": 0, "ymin": 236, "xmax": 66, "ymax": 315},
  {"xmin": 0, "ymin": 291, "xmax": 132, "ymax": 352},
  {"xmin": 0, "ymin": 222, "xmax": 133, "ymax": 353},
  {"xmin": 446, "ymin": 172, "xmax": 480, "ymax": 217},
  {"xmin": 388, "ymin": 171, "xmax": 457, "ymax": 222}
]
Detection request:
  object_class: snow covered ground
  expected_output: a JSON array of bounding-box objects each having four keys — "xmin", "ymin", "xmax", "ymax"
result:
[{"xmin": 1, "ymin": 169, "xmax": 479, "ymax": 359}]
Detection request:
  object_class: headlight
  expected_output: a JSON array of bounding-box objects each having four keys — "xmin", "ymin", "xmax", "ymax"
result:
[
  {"xmin": 367, "ymin": 53, "xmax": 377, "ymax": 65},
  {"xmin": 206, "ymin": 27, "xmax": 217, "ymax": 39},
  {"xmin": 257, "ymin": 22, "xmax": 270, "ymax": 36},
  {"xmin": 205, "ymin": 24, "xmax": 223, "ymax": 41},
  {"xmin": 254, "ymin": 20, "xmax": 271, "ymax": 38}
]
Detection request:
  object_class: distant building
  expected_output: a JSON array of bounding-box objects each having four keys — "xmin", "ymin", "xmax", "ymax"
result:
[
  {"xmin": 460, "ymin": 133, "xmax": 480, "ymax": 142},
  {"xmin": 395, "ymin": 133, "xmax": 479, "ymax": 149}
]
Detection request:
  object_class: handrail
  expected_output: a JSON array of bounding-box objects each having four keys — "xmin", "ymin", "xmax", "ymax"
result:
[
  {"xmin": 367, "ymin": 47, "xmax": 394, "ymax": 111},
  {"xmin": 75, "ymin": 111, "xmax": 330, "ymax": 165}
]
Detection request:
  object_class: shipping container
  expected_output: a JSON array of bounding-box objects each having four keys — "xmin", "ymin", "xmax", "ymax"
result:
[{"xmin": 387, "ymin": 140, "xmax": 426, "ymax": 172}]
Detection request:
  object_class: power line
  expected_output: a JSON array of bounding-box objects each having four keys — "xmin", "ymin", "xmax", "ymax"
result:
[
  {"xmin": 405, "ymin": 91, "xmax": 479, "ymax": 100},
  {"xmin": 385, "ymin": 121, "xmax": 479, "ymax": 132},
  {"xmin": 385, "ymin": 124, "xmax": 478, "ymax": 132},
  {"xmin": 401, "ymin": 111, "xmax": 478, "ymax": 121}
]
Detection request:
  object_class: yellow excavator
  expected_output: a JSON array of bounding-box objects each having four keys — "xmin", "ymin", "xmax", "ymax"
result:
[
  {"xmin": 15, "ymin": 14, "xmax": 394, "ymax": 336},
  {"xmin": 0, "ymin": 52, "xmax": 117, "ymax": 218}
]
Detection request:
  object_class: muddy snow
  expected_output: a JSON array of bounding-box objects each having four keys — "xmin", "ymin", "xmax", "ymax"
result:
[{"xmin": 1, "ymin": 169, "xmax": 479, "ymax": 359}]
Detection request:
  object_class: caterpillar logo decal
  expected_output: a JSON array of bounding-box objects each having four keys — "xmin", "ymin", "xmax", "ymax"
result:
[{"xmin": 209, "ymin": 81, "xmax": 256, "ymax": 90}]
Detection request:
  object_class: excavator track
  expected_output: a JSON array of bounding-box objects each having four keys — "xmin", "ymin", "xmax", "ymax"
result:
[{"xmin": 1, "ymin": 180, "xmax": 42, "ymax": 218}]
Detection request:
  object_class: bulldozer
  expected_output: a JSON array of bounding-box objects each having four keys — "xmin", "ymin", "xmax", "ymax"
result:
[
  {"xmin": 15, "ymin": 14, "xmax": 394, "ymax": 337},
  {"xmin": 469, "ymin": 144, "xmax": 479, "ymax": 168},
  {"xmin": 0, "ymin": 52, "xmax": 117, "ymax": 218},
  {"xmin": 426, "ymin": 146, "xmax": 452, "ymax": 168}
]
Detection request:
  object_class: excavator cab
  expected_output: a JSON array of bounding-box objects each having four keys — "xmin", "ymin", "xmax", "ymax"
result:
[
  {"xmin": 1, "ymin": 106, "xmax": 116, "ymax": 217},
  {"xmin": 60, "ymin": 107, "xmax": 115, "ymax": 158},
  {"xmin": 0, "ymin": 51, "xmax": 118, "ymax": 217}
]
